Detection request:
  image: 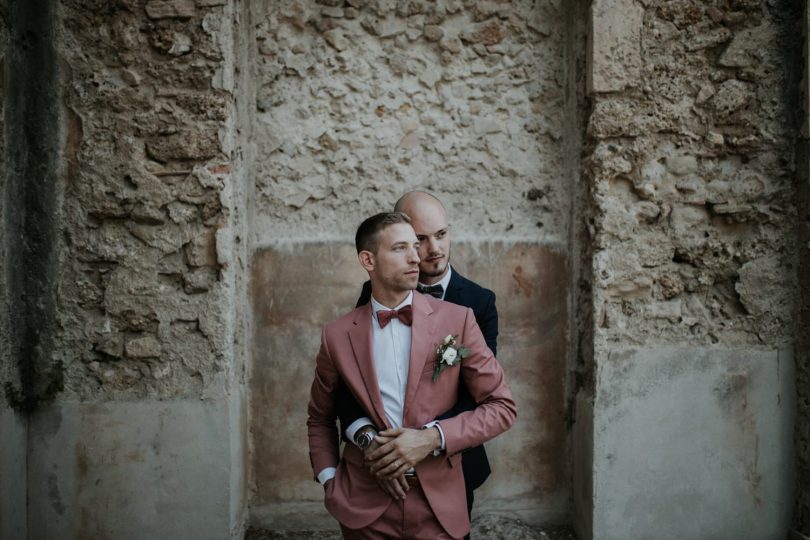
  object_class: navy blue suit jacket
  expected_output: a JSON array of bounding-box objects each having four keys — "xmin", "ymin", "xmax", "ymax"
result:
[{"xmin": 337, "ymin": 269, "xmax": 498, "ymax": 492}]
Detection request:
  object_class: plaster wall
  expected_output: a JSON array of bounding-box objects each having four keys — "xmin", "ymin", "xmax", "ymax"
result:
[
  {"xmin": 26, "ymin": 399, "xmax": 244, "ymax": 540},
  {"xmin": 592, "ymin": 347, "xmax": 793, "ymax": 540},
  {"xmin": 250, "ymin": 242, "xmax": 569, "ymax": 528},
  {"xmin": 0, "ymin": 409, "xmax": 26, "ymax": 540}
]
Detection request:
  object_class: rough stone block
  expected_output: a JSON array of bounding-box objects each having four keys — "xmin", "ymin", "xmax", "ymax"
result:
[
  {"xmin": 588, "ymin": 0, "xmax": 643, "ymax": 94},
  {"xmin": 145, "ymin": 0, "xmax": 195, "ymax": 19},
  {"xmin": 146, "ymin": 131, "xmax": 220, "ymax": 163},
  {"xmin": 183, "ymin": 267, "xmax": 219, "ymax": 293},
  {"xmin": 125, "ymin": 335, "xmax": 162, "ymax": 358},
  {"xmin": 423, "ymin": 24, "xmax": 443, "ymax": 41},
  {"xmin": 185, "ymin": 227, "xmax": 218, "ymax": 267},
  {"xmin": 591, "ymin": 347, "xmax": 794, "ymax": 540},
  {"xmin": 95, "ymin": 333, "xmax": 124, "ymax": 359},
  {"xmin": 250, "ymin": 241, "xmax": 570, "ymax": 527}
]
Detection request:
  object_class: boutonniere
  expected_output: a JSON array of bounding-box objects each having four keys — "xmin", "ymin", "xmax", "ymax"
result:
[{"xmin": 433, "ymin": 334, "xmax": 470, "ymax": 382}]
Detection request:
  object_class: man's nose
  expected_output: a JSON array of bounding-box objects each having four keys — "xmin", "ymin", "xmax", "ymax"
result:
[{"xmin": 408, "ymin": 247, "xmax": 420, "ymax": 263}]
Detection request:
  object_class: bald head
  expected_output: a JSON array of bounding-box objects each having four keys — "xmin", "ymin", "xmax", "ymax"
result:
[
  {"xmin": 393, "ymin": 191, "xmax": 451, "ymax": 285},
  {"xmin": 394, "ymin": 191, "xmax": 447, "ymax": 224}
]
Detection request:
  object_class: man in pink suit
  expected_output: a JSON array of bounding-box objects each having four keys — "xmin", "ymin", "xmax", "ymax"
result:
[{"xmin": 307, "ymin": 212, "xmax": 516, "ymax": 539}]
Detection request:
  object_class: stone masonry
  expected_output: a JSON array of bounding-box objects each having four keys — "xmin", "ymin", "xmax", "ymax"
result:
[
  {"xmin": 56, "ymin": 0, "xmax": 242, "ymax": 400},
  {"xmin": 251, "ymin": 0, "xmax": 570, "ymax": 245},
  {"xmin": 2, "ymin": 1, "xmax": 252, "ymax": 538}
]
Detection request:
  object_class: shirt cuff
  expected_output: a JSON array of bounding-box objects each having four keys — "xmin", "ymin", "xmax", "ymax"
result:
[
  {"xmin": 345, "ymin": 417, "xmax": 375, "ymax": 447},
  {"xmin": 424, "ymin": 421, "xmax": 446, "ymax": 456},
  {"xmin": 317, "ymin": 467, "xmax": 336, "ymax": 485}
]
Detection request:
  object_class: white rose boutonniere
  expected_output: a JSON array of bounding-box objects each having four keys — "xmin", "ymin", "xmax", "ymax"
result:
[{"xmin": 433, "ymin": 334, "xmax": 470, "ymax": 382}]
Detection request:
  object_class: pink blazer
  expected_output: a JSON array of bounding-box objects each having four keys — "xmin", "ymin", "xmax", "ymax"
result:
[{"xmin": 307, "ymin": 293, "xmax": 516, "ymax": 538}]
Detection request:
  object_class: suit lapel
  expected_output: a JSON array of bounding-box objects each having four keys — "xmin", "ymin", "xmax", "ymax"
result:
[
  {"xmin": 402, "ymin": 293, "xmax": 436, "ymax": 422},
  {"xmin": 443, "ymin": 269, "xmax": 465, "ymax": 305},
  {"xmin": 347, "ymin": 305, "xmax": 389, "ymax": 429}
]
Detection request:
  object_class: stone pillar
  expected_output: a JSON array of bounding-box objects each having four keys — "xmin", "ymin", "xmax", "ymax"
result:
[
  {"xmin": 792, "ymin": 2, "xmax": 810, "ymax": 536},
  {"xmin": 580, "ymin": 1, "xmax": 800, "ymax": 539},
  {"xmin": 1, "ymin": 0, "xmax": 59, "ymax": 537},
  {"xmin": 14, "ymin": 2, "xmax": 251, "ymax": 538}
]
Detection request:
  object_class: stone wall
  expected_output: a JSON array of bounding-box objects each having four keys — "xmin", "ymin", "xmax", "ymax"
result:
[
  {"xmin": 578, "ymin": 1, "xmax": 802, "ymax": 538},
  {"xmin": 15, "ymin": 1, "xmax": 252, "ymax": 538},
  {"xmin": 587, "ymin": 0, "xmax": 800, "ymax": 352},
  {"xmin": 251, "ymin": 0, "xmax": 570, "ymax": 244},
  {"xmin": 57, "ymin": 0, "xmax": 239, "ymax": 400}
]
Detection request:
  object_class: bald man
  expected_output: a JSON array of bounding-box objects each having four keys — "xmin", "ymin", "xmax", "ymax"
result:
[{"xmin": 339, "ymin": 192, "xmax": 500, "ymax": 525}]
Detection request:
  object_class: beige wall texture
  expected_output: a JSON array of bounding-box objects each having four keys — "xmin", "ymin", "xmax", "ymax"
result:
[{"xmin": 250, "ymin": 243, "xmax": 570, "ymax": 527}]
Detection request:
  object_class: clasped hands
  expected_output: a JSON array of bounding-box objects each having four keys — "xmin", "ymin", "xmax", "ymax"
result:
[{"xmin": 364, "ymin": 426, "xmax": 441, "ymax": 501}]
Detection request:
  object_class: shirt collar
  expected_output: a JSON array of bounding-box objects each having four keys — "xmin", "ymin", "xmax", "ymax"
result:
[
  {"xmin": 370, "ymin": 290, "xmax": 414, "ymax": 322},
  {"xmin": 418, "ymin": 265, "xmax": 452, "ymax": 294}
]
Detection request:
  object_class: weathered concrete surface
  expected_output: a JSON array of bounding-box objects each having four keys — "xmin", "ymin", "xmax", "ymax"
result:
[
  {"xmin": 26, "ymin": 398, "xmax": 245, "ymax": 540},
  {"xmin": 572, "ymin": 391, "xmax": 593, "ymax": 540},
  {"xmin": 0, "ymin": 408, "xmax": 26, "ymax": 540},
  {"xmin": 249, "ymin": 242, "xmax": 570, "ymax": 528},
  {"xmin": 592, "ymin": 347, "xmax": 794, "ymax": 540}
]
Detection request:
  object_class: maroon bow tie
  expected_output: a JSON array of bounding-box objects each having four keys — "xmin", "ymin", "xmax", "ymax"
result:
[{"xmin": 376, "ymin": 305, "xmax": 413, "ymax": 328}]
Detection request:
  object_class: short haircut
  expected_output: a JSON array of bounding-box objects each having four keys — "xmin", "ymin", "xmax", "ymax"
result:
[{"xmin": 355, "ymin": 212, "xmax": 411, "ymax": 254}]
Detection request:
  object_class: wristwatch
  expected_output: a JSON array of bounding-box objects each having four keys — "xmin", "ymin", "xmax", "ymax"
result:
[{"xmin": 354, "ymin": 426, "xmax": 377, "ymax": 450}]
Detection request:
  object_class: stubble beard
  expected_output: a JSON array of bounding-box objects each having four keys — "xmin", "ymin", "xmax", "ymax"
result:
[{"xmin": 420, "ymin": 248, "xmax": 450, "ymax": 280}]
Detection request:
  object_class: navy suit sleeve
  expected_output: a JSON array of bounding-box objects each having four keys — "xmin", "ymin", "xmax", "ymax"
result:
[
  {"xmin": 356, "ymin": 281, "xmax": 372, "ymax": 308},
  {"xmin": 336, "ymin": 280, "xmax": 376, "ymax": 441},
  {"xmin": 476, "ymin": 290, "xmax": 498, "ymax": 357},
  {"xmin": 334, "ymin": 382, "xmax": 371, "ymax": 442}
]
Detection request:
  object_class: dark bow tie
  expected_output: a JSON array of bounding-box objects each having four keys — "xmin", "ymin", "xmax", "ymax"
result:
[
  {"xmin": 417, "ymin": 284, "xmax": 444, "ymax": 299},
  {"xmin": 376, "ymin": 305, "xmax": 413, "ymax": 328}
]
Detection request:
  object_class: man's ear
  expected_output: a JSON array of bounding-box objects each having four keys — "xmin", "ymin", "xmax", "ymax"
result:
[{"xmin": 358, "ymin": 250, "xmax": 375, "ymax": 272}]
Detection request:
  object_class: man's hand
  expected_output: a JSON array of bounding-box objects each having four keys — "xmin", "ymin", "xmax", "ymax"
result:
[
  {"xmin": 365, "ymin": 427, "xmax": 441, "ymax": 479},
  {"xmin": 376, "ymin": 475, "xmax": 410, "ymax": 500}
]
